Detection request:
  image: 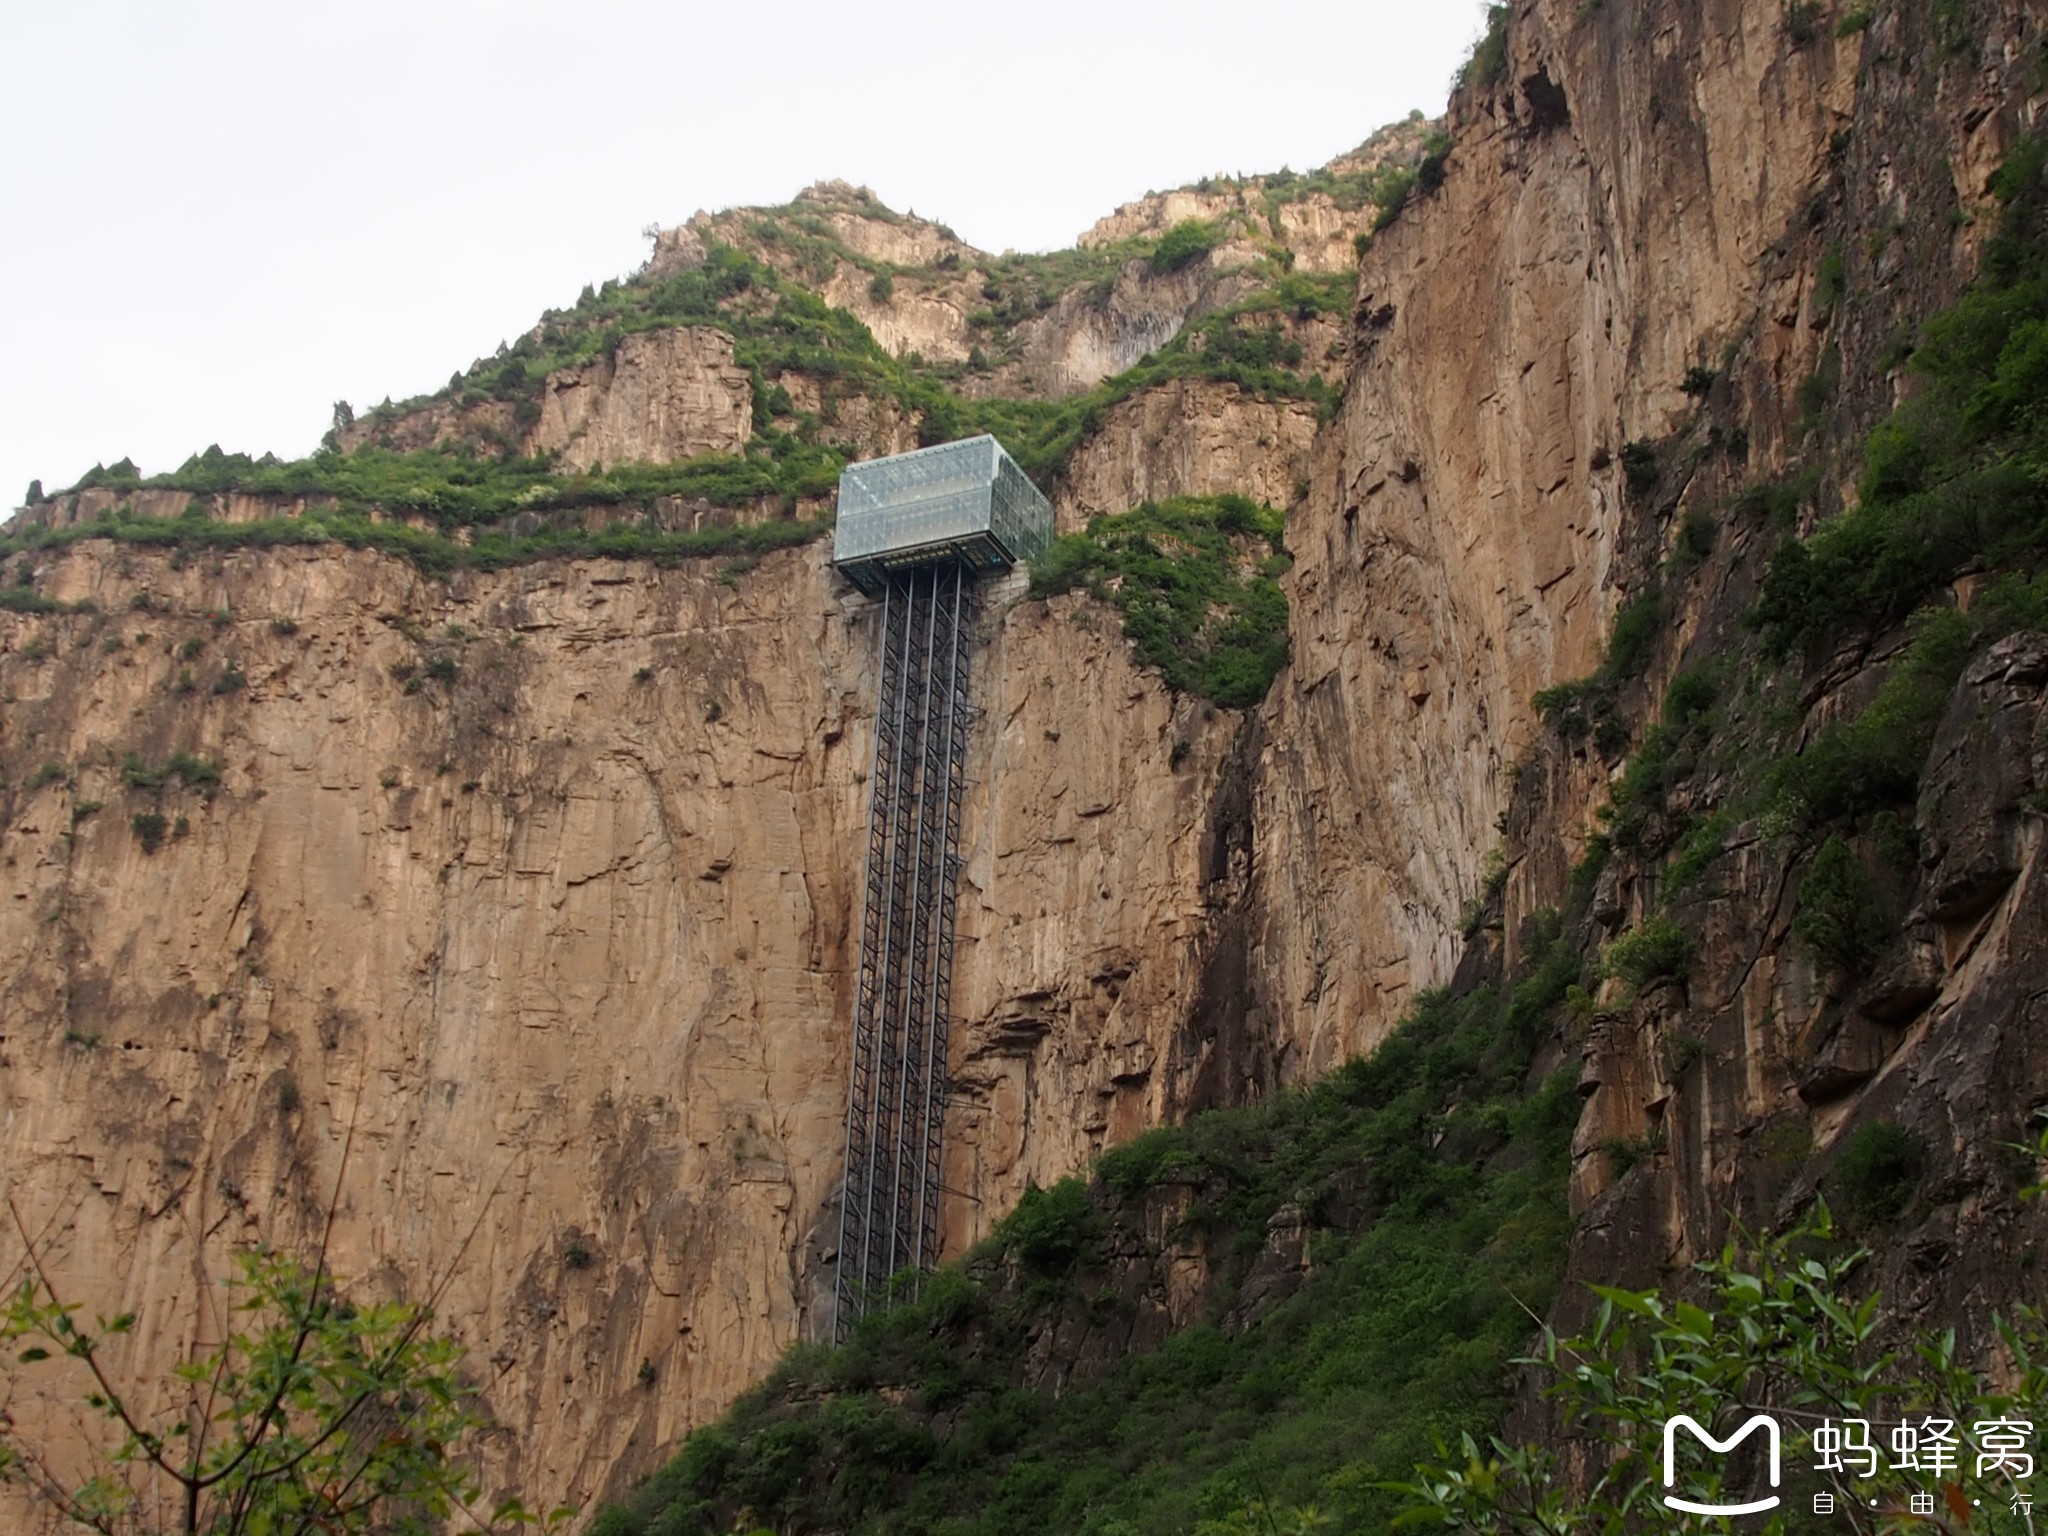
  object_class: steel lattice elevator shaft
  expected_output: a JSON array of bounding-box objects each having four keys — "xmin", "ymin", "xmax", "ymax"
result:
[{"xmin": 834, "ymin": 561, "xmax": 974, "ymax": 1339}]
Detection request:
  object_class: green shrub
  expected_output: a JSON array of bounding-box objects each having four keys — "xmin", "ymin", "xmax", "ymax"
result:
[
  {"xmin": 1749, "ymin": 135, "xmax": 2048, "ymax": 653},
  {"xmin": 1732, "ymin": 465, "xmax": 1820, "ymax": 531},
  {"xmin": 1662, "ymin": 666, "xmax": 1718, "ymax": 727},
  {"xmin": 1603, "ymin": 586, "xmax": 1663, "ymax": 681},
  {"xmin": 1762, "ymin": 606, "xmax": 1975, "ymax": 830},
  {"xmin": 1602, "ymin": 915, "xmax": 1693, "ymax": 987},
  {"xmin": 122, "ymin": 751, "xmax": 222, "ymax": 798},
  {"xmin": 1814, "ymin": 241, "xmax": 1846, "ymax": 314},
  {"xmin": 1680, "ymin": 365, "xmax": 1719, "ymax": 397},
  {"xmin": 1371, "ymin": 168, "xmax": 1418, "ymax": 231},
  {"xmin": 994, "ymin": 1179, "xmax": 1103, "ymax": 1275},
  {"xmin": 1619, "ymin": 439, "xmax": 1659, "ymax": 494},
  {"xmin": 131, "ymin": 811, "xmax": 168, "ymax": 853},
  {"xmin": 1150, "ymin": 220, "xmax": 1223, "ymax": 274},
  {"xmin": 1831, "ymin": 1120, "xmax": 1924, "ymax": 1227},
  {"xmin": 1462, "ymin": 4, "xmax": 1511, "ymax": 89},
  {"xmin": 0, "ymin": 586, "xmax": 70, "ymax": 614},
  {"xmin": 1031, "ymin": 495, "xmax": 1291, "ymax": 708},
  {"xmin": 1794, "ymin": 834, "xmax": 1891, "ymax": 968},
  {"xmin": 867, "ymin": 270, "xmax": 895, "ymax": 304},
  {"xmin": 1665, "ymin": 810, "xmax": 1734, "ymax": 891},
  {"xmin": 1668, "ymin": 509, "xmax": 1718, "ymax": 574}
]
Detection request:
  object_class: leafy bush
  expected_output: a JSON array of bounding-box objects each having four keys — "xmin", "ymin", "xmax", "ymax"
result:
[
  {"xmin": 1371, "ymin": 168, "xmax": 1419, "ymax": 231},
  {"xmin": 121, "ymin": 751, "xmax": 222, "ymax": 797},
  {"xmin": 130, "ymin": 811, "xmax": 168, "ymax": 852},
  {"xmin": 1463, "ymin": 4, "xmax": 1511, "ymax": 90},
  {"xmin": 1762, "ymin": 603, "xmax": 1981, "ymax": 831},
  {"xmin": 1032, "ymin": 495, "xmax": 1291, "ymax": 708},
  {"xmin": 1794, "ymin": 834, "xmax": 1892, "ymax": 968},
  {"xmin": 1619, "ymin": 439, "xmax": 1659, "ymax": 494},
  {"xmin": 1749, "ymin": 134, "xmax": 2048, "ymax": 655},
  {"xmin": 1602, "ymin": 914, "xmax": 1693, "ymax": 987},
  {"xmin": 0, "ymin": 586, "xmax": 74, "ymax": 614},
  {"xmin": 994, "ymin": 1180, "xmax": 1103, "ymax": 1275},
  {"xmin": 2, "ymin": 499, "xmax": 834, "ymax": 579},
  {"xmin": 1393, "ymin": 1208, "xmax": 2048, "ymax": 1535},
  {"xmin": 1831, "ymin": 1120, "xmax": 1924, "ymax": 1227},
  {"xmin": 1151, "ymin": 220, "xmax": 1223, "ymax": 274},
  {"xmin": 0, "ymin": 1244, "xmax": 566, "ymax": 1534}
]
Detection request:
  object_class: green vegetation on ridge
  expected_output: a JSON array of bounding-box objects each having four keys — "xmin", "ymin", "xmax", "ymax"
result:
[
  {"xmin": 1031, "ymin": 495, "xmax": 1293, "ymax": 709},
  {"xmin": 590, "ymin": 920, "xmax": 1582, "ymax": 1536},
  {"xmin": 0, "ymin": 495, "xmax": 828, "ymax": 577}
]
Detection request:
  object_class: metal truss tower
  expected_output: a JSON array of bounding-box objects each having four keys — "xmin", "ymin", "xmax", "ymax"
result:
[
  {"xmin": 834, "ymin": 561, "xmax": 974, "ymax": 1336},
  {"xmin": 827, "ymin": 435, "xmax": 1050, "ymax": 1341}
]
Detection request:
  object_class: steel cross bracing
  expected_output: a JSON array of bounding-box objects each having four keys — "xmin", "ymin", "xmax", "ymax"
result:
[{"xmin": 834, "ymin": 561, "xmax": 974, "ymax": 1339}]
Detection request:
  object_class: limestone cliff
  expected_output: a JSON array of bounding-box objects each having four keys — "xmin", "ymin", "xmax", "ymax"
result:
[
  {"xmin": 0, "ymin": 538, "xmax": 1237, "ymax": 1519},
  {"xmin": 7, "ymin": 0, "xmax": 2048, "ymax": 1528}
]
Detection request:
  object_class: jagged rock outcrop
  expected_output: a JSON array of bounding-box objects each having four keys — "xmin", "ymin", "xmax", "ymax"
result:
[
  {"xmin": 1055, "ymin": 380, "xmax": 1319, "ymax": 525},
  {"xmin": 338, "ymin": 327, "xmax": 754, "ymax": 469},
  {"xmin": 1080, "ymin": 115, "xmax": 1437, "ymax": 273},
  {"xmin": 532, "ymin": 327, "xmax": 754, "ymax": 471}
]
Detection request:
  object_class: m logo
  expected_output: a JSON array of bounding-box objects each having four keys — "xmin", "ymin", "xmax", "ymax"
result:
[{"xmin": 1662, "ymin": 1414, "xmax": 1783, "ymax": 1515}]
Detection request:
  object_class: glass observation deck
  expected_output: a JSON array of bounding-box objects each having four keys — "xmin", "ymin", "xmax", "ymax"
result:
[{"xmin": 831, "ymin": 435, "xmax": 1053, "ymax": 595}]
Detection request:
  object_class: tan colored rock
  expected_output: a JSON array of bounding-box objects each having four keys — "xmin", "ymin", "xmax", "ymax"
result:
[
  {"xmin": 0, "ymin": 539, "xmax": 1233, "ymax": 1525},
  {"xmin": 1056, "ymin": 380, "xmax": 1318, "ymax": 526},
  {"xmin": 1251, "ymin": 0, "xmax": 1867, "ymax": 1073},
  {"xmin": 997, "ymin": 259, "xmax": 1261, "ymax": 401},
  {"xmin": 533, "ymin": 326, "xmax": 753, "ymax": 472},
  {"xmin": 820, "ymin": 269, "xmax": 974, "ymax": 363},
  {"xmin": 1080, "ymin": 188, "xmax": 1251, "ymax": 249}
]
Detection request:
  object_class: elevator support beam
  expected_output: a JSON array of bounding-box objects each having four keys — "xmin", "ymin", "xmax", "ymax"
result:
[{"xmin": 834, "ymin": 561, "xmax": 974, "ymax": 1339}]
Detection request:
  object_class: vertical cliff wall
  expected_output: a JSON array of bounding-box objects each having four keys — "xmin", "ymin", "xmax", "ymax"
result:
[
  {"xmin": 1253, "ymin": 0, "xmax": 2042, "ymax": 1070},
  {"xmin": 0, "ymin": 535, "xmax": 1242, "ymax": 1519},
  {"xmin": 6, "ymin": 0, "xmax": 2048, "ymax": 1526}
]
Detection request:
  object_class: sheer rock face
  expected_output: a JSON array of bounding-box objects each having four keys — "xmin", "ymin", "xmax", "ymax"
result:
[
  {"xmin": 533, "ymin": 327, "xmax": 754, "ymax": 472},
  {"xmin": 1055, "ymin": 380, "xmax": 1320, "ymax": 527},
  {"xmin": 6, "ymin": 0, "xmax": 2048, "ymax": 1524},
  {"xmin": 1253, "ymin": 0, "xmax": 1950, "ymax": 1074},
  {"xmin": 0, "ymin": 543, "xmax": 1233, "ymax": 1518},
  {"xmin": 336, "ymin": 326, "xmax": 754, "ymax": 468}
]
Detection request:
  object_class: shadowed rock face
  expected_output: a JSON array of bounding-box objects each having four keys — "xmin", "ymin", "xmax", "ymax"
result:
[{"xmin": 5, "ymin": 0, "xmax": 2048, "ymax": 1522}]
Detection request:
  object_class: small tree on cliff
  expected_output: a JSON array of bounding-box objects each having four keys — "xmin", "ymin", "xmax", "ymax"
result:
[{"xmin": 0, "ymin": 1186, "xmax": 569, "ymax": 1535}]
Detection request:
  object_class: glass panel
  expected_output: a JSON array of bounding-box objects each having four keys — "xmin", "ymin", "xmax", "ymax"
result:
[{"xmin": 832, "ymin": 434, "xmax": 1053, "ymax": 570}]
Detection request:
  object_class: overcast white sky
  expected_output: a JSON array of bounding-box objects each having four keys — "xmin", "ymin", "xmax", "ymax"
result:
[{"xmin": 2, "ymin": 1, "xmax": 1488, "ymax": 509}]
